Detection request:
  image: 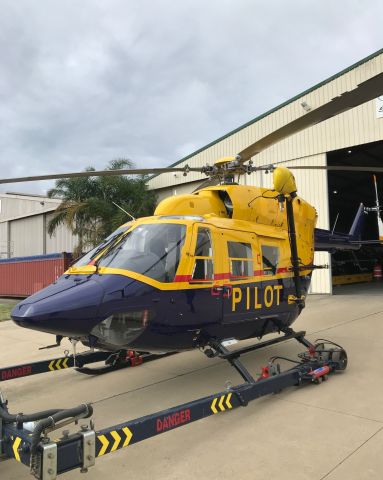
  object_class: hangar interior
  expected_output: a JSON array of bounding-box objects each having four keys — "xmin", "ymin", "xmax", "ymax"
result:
[{"xmin": 328, "ymin": 139, "xmax": 383, "ymax": 279}]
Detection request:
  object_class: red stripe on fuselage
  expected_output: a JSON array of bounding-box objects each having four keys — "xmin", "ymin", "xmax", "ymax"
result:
[{"xmin": 174, "ymin": 268, "xmax": 292, "ymax": 283}]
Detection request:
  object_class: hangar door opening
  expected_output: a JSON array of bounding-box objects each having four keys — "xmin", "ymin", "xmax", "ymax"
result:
[{"xmin": 327, "ymin": 139, "xmax": 383, "ymax": 292}]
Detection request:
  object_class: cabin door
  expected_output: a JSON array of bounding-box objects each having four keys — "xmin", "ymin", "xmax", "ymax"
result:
[
  {"xmin": 186, "ymin": 224, "xmax": 222, "ymax": 326},
  {"xmin": 220, "ymin": 231, "xmax": 261, "ymax": 325}
]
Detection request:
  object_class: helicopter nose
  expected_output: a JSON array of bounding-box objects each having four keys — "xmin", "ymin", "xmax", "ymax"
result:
[{"xmin": 11, "ymin": 276, "xmax": 105, "ymax": 337}]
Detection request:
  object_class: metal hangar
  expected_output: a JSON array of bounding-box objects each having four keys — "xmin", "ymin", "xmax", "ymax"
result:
[{"xmin": 147, "ymin": 48, "xmax": 383, "ymax": 294}]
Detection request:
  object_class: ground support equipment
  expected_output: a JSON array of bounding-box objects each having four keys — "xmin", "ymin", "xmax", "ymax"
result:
[
  {"xmin": 0, "ymin": 349, "xmax": 175, "ymax": 382},
  {"xmin": 0, "ymin": 330, "xmax": 347, "ymax": 479}
]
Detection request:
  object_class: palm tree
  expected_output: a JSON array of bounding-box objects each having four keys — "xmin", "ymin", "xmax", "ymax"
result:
[{"xmin": 47, "ymin": 160, "xmax": 157, "ymax": 257}]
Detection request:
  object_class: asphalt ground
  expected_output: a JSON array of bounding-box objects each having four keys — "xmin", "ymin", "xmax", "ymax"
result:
[{"xmin": 1, "ymin": 282, "xmax": 383, "ymax": 480}]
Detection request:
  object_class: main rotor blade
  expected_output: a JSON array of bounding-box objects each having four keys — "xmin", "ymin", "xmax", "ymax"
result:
[
  {"xmin": 278, "ymin": 165, "xmax": 383, "ymax": 173},
  {"xmin": 192, "ymin": 177, "xmax": 221, "ymax": 193},
  {"xmin": 0, "ymin": 167, "xmax": 201, "ymax": 185},
  {"xmin": 238, "ymin": 72, "xmax": 383, "ymax": 163}
]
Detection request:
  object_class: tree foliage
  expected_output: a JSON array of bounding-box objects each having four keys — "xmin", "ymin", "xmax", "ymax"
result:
[{"xmin": 47, "ymin": 159, "xmax": 157, "ymax": 256}]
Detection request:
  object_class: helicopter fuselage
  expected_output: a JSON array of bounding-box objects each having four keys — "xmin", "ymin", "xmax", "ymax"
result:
[{"xmin": 11, "ymin": 185, "xmax": 317, "ymax": 352}]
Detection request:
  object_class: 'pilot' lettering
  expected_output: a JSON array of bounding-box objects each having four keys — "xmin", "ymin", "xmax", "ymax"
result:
[
  {"xmin": 254, "ymin": 287, "xmax": 262, "ymax": 309},
  {"xmin": 231, "ymin": 285, "xmax": 284, "ymax": 312},
  {"xmin": 232, "ymin": 288, "xmax": 242, "ymax": 311},
  {"xmin": 264, "ymin": 285, "xmax": 273, "ymax": 307},
  {"xmin": 274, "ymin": 285, "xmax": 283, "ymax": 305}
]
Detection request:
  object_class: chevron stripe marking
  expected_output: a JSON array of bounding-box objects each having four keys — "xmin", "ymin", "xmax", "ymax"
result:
[
  {"xmin": 62, "ymin": 357, "xmax": 69, "ymax": 368},
  {"xmin": 110, "ymin": 430, "xmax": 122, "ymax": 452},
  {"xmin": 12, "ymin": 437, "xmax": 21, "ymax": 462},
  {"xmin": 55, "ymin": 359, "xmax": 62, "ymax": 370},
  {"xmin": 225, "ymin": 393, "xmax": 233, "ymax": 409},
  {"xmin": 211, "ymin": 397, "xmax": 218, "ymax": 414},
  {"xmin": 218, "ymin": 395, "xmax": 225, "ymax": 412},
  {"xmin": 122, "ymin": 427, "xmax": 133, "ymax": 447},
  {"xmin": 48, "ymin": 360, "xmax": 55, "ymax": 371},
  {"xmin": 97, "ymin": 435, "xmax": 109, "ymax": 456}
]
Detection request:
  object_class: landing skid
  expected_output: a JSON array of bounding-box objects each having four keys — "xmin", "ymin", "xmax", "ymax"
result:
[
  {"xmin": 0, "ymin": 328, "xmax": 347, "ymax": 479},
  {"xmin": 0, "ymin": 349, "xmax": 176, "ymax": 382},
  {"xmin": 76, "ymin": 351, "xmax": 176, "ymax": 375}
]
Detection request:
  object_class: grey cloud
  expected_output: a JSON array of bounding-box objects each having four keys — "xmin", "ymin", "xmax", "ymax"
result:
[{"xmin": 0, "ymin": 0, "xmax": 382, "ymax": 193}]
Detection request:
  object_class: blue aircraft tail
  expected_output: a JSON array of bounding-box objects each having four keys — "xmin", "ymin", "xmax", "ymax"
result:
[
  {"xmin": 314, "ymin": 203, "xmax": 366, "ymax": 252},
  {"xmin": 348, "ymin": 203, "xmax": 365, "ymax": 241}
]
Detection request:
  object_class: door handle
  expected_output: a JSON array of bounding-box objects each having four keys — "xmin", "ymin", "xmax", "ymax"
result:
[
  {"xmin": 211, "ymin": 286, "xmax": 223, "ymax": 296},
  {"xmin": 211, "ymin": 285, "xmax": 232, "ymax": 297},
  {"xmin": 223, "ymin": 285, "xmax": 232, "ymax": 298}
]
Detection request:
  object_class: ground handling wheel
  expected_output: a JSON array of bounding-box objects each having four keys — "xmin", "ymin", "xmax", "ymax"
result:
[{"xmin": 314, "ymin": 339, "xmax": 348, "ymax": 371}]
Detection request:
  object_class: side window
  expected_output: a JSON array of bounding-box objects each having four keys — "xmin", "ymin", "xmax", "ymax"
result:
[
  {"xmin": 192, "ymin": 228, "xmax": 214, "ymax": 281},
  {"xmin": 261, "ymin": 245, "xmax": 279, "ymax": 276},
  {"xmin": 228, "ymin": 241, "xmax": 253, "ymax": 279}
]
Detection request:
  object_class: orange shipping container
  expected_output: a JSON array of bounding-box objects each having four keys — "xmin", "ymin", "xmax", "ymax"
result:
[{"xmin": 0, "ymin": 253, "xmax": 73, "ymax": 297}]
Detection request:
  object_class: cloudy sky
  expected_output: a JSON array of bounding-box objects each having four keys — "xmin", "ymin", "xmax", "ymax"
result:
[{"xmin": 1, "ymin": 0, "xmax": 382, "ymax": 193}]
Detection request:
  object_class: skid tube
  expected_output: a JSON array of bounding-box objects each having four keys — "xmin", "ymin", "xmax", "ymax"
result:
[
  {"xmin": 0, "ymin": 331, "xmax": 347, "ymax": 480},
  {"xmin": 0, "ymin": 349, "xmax": 176, "ymax": 382}
]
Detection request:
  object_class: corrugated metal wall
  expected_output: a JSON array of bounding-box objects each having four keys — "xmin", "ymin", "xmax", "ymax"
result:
[
  {"xmin": 45, "ymin": 213, "xmax": 78, "ymax": 254},
  {"xmin": 0, "ymin": 194, "xmax": 60, "ymax": 220},
  {"xmin": 0, "ymin": 223, "xmax": 8, "ymax": 257},
  {"xmin": 148, "ymin": 51, "xmax": 383, "ymax": 293},
  {"xmin": 0, "ymin": 195, "xmax": 78, "ymax": 258},
  {"xmin": 10, "ymin": 216, "xmax": 44, "ymax": 257}
]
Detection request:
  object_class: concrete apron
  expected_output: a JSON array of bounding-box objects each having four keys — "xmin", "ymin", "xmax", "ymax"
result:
[{"xmin": 0, "ymin": 282, "xmax": 383, "ymax": 480}]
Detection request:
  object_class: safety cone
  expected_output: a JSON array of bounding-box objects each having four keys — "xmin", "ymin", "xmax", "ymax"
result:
[{"xmin": 373, "ymin": 262, "xmax": 382, "ymax": 281}]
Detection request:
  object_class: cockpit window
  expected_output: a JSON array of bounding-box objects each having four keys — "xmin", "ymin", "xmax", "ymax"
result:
[
  {"xmin": 73, "ymin": 224, "xmax": 132, "ymax": 268},
  {"xmin": 96, "ymin": 223, "xmax": 187, "ymax": 282}
]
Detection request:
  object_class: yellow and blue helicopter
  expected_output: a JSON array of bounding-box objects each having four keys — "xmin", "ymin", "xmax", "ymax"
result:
[
  {"xmin": 6, "ymin": 71, "xmax": 383, "ymax": 361},
  {"xmin": 1, "ymin": 72, "xmax": 383, "ymax": 480}
]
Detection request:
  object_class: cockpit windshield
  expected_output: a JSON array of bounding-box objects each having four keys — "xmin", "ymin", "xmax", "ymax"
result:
[
  {"xmin": 73, "ymin": 224, "xmax": 132, "ymax": 268},
  {"xmin": 96, "ymin": 223, "xmax": 187, "ymax": 282}
]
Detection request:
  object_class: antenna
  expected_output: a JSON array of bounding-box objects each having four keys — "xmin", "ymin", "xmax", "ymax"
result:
[
  {"xmin": 331, "ymin": 212, "xmax": 339, "ymax": 235},
  {"xmin": 112, "ymin": 202, "xmax": 136, "ymax": 221}
]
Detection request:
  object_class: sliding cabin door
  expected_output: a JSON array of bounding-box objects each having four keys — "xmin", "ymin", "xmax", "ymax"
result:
[
  {"xmin": 220, "ymin": 232, "xmax": 286, "ymax": 338},
  {"xmin": 221, "ymin": 230, "xmax": 261, "ymax": 325}
]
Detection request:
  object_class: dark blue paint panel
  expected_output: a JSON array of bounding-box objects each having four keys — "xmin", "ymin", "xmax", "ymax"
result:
[{"xmin": 11, "ymin": 272, "xmax": 312, "ymax": 352}]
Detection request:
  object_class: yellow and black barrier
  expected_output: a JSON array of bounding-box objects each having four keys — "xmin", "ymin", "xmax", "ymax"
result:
[
  {"xmin": 97, "ymin": 427, "xmax": 133, "ymax": 457},
  {"xmin": 210, "ymin": 393, "xmax": 233, "ymax": 414}
]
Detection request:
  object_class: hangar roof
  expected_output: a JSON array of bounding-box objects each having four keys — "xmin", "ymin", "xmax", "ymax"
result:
[{"xmin": 148, "ymin": 47, "xmax": 383, "ymax": 189}]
